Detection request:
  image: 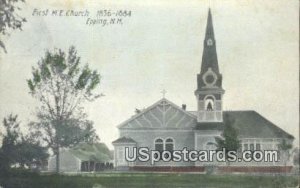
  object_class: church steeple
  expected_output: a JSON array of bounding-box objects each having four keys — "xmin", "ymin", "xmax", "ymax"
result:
[
  {"xmin": 195, "ymin": 9, "xmax": 225, "ymax": 123},
  {"xmin": 201, "ymin": 8, "xmax": 219, "ymax": 76}
]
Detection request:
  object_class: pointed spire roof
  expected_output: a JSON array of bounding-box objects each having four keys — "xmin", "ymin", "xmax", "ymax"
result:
[
  {"xmin": 205, "ymin": 8, "xmax": 214, "ymax": 40},
  {"xmin": 200, "ymin": 8, "xmax": 219, "ymax": 74},
  {"xmin": 196, "ymin": 8, "xmax": 224, "ymax": 91}
]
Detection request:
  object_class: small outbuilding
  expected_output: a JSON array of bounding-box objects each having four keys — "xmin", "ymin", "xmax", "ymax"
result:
[{"xmin": 48, "ymin": 143, "xmax": 113, "ymax": 172}]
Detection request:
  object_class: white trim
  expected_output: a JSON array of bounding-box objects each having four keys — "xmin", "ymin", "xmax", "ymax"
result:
[
  {"xmin": 204, "ymin": 95, "xmax": 216, "ymax": 111},
  {"xmin": 165, "ymin": 106, "xmax": 172, "ymax": 114},
  {"xmin": 149, "ymin": 110, "xmax": 163, "ymax": 127},
  {"xmin": 166, "ymin": 110, "xmax": 179, "ymax": 127},
  {"xmin": 204, "ymin": 94, "xmax": 216, "ymax": 101},
  {"xmin": 157, "ymin": 106, "xmax": 163, "ymax": 113},
  {"xmin": 134, "ymin": 119, "xmax": 143, "ymax": 128},
  {"xmin": 117, "ymin": 99, "xmax": 165, "ymax": 128},
  {"xmin": 117, "ymin": 98, "xmax": 197, "ymax": 128},
  {"xmin": 142, "ymin": 114, "xmax": 153, "ymax": 127},
  {"xmin": 202, "ymin": 68, "xmax": 217, "ymax": 87},
  {"xmin": 175, "ymin": 114, "xmax": 187, "ymax": 128}
]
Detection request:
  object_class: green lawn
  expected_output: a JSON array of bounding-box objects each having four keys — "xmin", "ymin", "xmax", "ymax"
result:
[{"xmin": 1, "ymin": 173, "xmax": 299, "ymax": 188}]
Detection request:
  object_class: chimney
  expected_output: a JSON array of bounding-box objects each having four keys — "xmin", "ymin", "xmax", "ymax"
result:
[{"xmin": 182, "ymin": 104, "xmax": 186, "ymax": 110}]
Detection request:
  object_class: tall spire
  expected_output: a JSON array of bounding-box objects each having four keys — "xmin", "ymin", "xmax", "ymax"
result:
[
  {"xmin": 196, "ymin": 8, "xmax": 223, "ymax": 91},
  {"xmin": 200, "ymin": 8, "xmax": 219, "ymax": 75},
  {"xmin": 205, "ymin": 8, "xmax": 215, "ymax": 40}
]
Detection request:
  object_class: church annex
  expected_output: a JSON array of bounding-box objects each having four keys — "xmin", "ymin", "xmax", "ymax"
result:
[{"xmin": 112, "ymin": 9, "xmax": 294, "ymax": 172}]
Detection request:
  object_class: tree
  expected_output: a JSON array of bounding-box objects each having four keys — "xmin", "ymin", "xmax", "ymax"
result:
[
  {"xmin": 293, "ymin": 148, "xmax": 299, "ymax": 166},
  {"xmin": 278, "ymin": 139, "xmax": 293, "ymax": 167},
  {"xmin": 17, "ymin": 134, "xmax": 49, "ymax": 169},
  {"xmin": 0, "ymin": 114, "xmax": 22, "ymax": 168},
  {"xmin": 215, "ymin": 114, "xmax": 240, "ymax": 164},
  {"xmin": 0, "ymin": 114, "xmax": 48, "ymax": 172},
  {"xmin": 0, "ymin": 0, "xmax": 26, "ymax": 53},
  {"xmin": 27, "ymin": 46, "xmax": 101, "ymax": 173}
]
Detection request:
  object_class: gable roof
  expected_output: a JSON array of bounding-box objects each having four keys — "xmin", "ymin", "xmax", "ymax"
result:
[
  {"xmin": 192, "ymin": 110, "xmax": 293, "ymax": 139},
  {"xmin": 224, "ymin": 111, "xmax": 294, "ymax": 139},
  {"xmin": 118, "ymin": 98, "xmax": 197, "ymax": 129},
  {"xmin": 69, "ymin": 143, "xmax": 112, "ymax": 162}
]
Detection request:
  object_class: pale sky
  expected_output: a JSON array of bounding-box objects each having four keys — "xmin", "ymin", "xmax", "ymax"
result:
[{"xmin": 0, "ymin": 0, "xmax": 298, "ymax": 149}]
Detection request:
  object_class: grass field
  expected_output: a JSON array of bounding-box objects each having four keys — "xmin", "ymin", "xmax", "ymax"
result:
[{"xmin": 0, "ymin": 172, "xmax": 299, "ymax": 188}]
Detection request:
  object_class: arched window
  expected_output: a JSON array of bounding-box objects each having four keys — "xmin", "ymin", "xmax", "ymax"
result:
[
  {"xmin": 165, "ymin": 138, "xmax": 174, "ymax": 152},
  {"xmin": 155, "ymin": 138, "xmax": 164, "ymax": 152},
  {"xmin": 205, "ymin": 96, "xmax": 215, "ymax": 111}
]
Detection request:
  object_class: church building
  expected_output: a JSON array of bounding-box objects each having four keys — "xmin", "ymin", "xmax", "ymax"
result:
[{"xmin": 112, "ymin": 9, "xmax": 294, "ymax": 173}]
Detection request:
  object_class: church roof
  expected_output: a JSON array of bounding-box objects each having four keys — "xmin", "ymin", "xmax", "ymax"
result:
[
  {"xmin": 117, "ymin": 97, "xmax": 293, "ymax": 139},
  {"xmin": 224, "ymin": 111, "xmax": 294, "ymax": 139},
  {"xmin": 117, "ymin": 98, "xmax": 197, "ymax": 130},
  {"xmin": 191, "ymin": 110, "xmax": 294, "ymax": 139}
]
